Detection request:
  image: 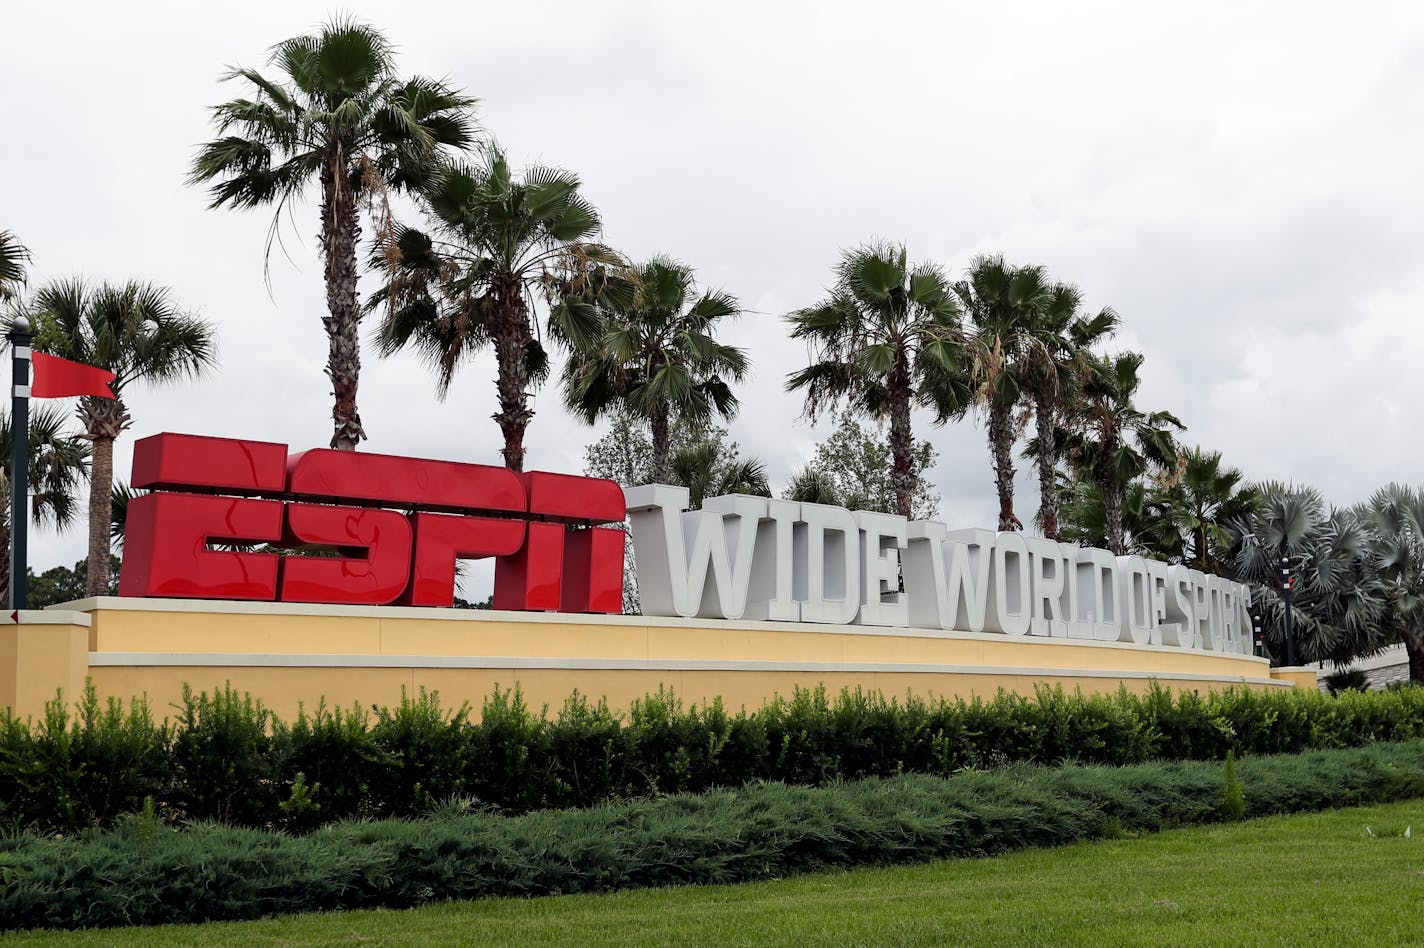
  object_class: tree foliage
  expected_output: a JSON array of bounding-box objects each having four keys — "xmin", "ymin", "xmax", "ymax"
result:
[{"xmin": 785, "ymin": 411, "xmax": 940, "ymax": 519}]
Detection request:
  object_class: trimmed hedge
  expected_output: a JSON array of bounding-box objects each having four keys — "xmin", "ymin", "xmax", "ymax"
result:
[
  {"xmin": 4, "ymin": 741, "xmax": 1424, "ymax": 931},
  {"xmin": 4, "ymin": 681, "xmax": 1424, "ymax": 835}
]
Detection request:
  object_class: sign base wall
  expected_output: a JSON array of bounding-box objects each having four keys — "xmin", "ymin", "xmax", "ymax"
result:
[{"xmin": 2, "ymin": 598, "xmax": 1310, "ymax": 721}]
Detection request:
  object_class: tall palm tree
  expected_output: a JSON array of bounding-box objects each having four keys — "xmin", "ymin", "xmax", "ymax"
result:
[
  {"xmin": 0, "ymin": 405, "xmax": 89, "ymax": 605},
  {"xmin": 954, "ymin": 255, "xmax": 1055, "ymax": 532},
  {"xmin": 190, "ymin": 18, "xmax": 476, "ymax": 450},
  {"xmin": 373, "ymin": 150, "xmax": 619, "ymax": 470},
  {"xmin": 785, "ymin": 242, "xmax": 967, "ymax": 520},
  {"xmin": 0, "ymin": 230, "xmax": 31, "ymax": 302},
  {"xmin": 1157, "ymin": 447, "xmax": 1261, "ymax": 573},
  {"xmin": 564, "ymin": 257, "xmax": 746, "ymax": 483},
  {"xmin": 1062, "ymin": 352, "xmax": 1183, "ymax": 555},
  {"xmin": 28, "ymin": 280, "xmax": 217, "ymax": 595},
  {"xmin": 1018, "ymin": 283, "xmax": 1118, "ymax": 539}
]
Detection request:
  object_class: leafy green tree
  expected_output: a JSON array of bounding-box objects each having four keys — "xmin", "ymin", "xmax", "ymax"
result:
[
  {"xmin": 785, "ymin": 411, "xmax": 940, "ymax": 518},
  {"xmin": 1155, "ymin": 447, "xmax": 1262, "ymax": 573},
  {"xmin": 0, "ymin": 230, "xmax": 31, "ymax": 302},
  {"xmin": 1061, "ymin": 352, "xmax": 1182, "ymax": 555},
  {"xmin": 0, "ymin": 406, "xmax": 89, "ymax": 605},
  {"xmin": 1357, "ymin": 483, "xmax": 1424, "ymax": 682},
  {"xmin": 955, "ymin": 254, "xmax": 1054, "ymax": 531},
  {"xmin": 1018, "ymin": 283, "xmax": 1118, "ymax": 539},
  {"xmin": 28, "ymin": 280, "xmax": 217, "ymax": 595},
  {"xmin": 374, "ymin": 150, "xmax": 618, "ymax": 470},
  {"xmin": 564, "ymin": 256, "xmax": 746, "ymax": 483},
  {"xmin": 190, "ymin": 17, "xmax": 476, "ymax": 450},
  {"xmin": 1231, "ymin": 482, "xmax": 1387, "ymax": 666},
  {"xmin": 26, "ymin": 556, "xmax": 120, "ymax": 609},
  {"xmin": 786, "ymin": 242, "xmax": 966, "ymax": 520}
]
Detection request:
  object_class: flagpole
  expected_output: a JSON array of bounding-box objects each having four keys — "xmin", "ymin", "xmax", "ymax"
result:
[{"xmin": 9, "ymin": 316, "xmax": 31, "ymax": 611}]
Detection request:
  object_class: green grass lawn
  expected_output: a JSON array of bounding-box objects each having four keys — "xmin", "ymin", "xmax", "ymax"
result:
[{"xmin": 9, "ymin": 800, "xmax": 1424, "ymax": 946}]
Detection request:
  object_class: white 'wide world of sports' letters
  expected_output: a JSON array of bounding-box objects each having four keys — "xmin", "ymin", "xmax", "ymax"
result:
[{"xmin": 623, "ymin": 486, "xmax": 1255, "ymax": 654}]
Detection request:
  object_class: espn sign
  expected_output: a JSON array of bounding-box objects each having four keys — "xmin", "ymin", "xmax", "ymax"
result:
[{"xmin": 118, "ymin": 433, "xmax": 625, "ymax": 612}]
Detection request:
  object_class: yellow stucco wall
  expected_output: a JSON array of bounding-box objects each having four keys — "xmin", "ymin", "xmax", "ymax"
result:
[{"xmin": 0, "ymin": 596, "xmax": 1302, "ymax": 722}]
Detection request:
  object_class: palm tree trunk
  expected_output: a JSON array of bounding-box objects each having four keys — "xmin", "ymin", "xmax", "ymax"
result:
[
  {"xmin": 650, "ymin": 404, "xmax": 671, "ymax": 484},
  {"xmin": 492, "ymin": 275, "xmax": 533, "ymax": 471},
  {"xmin": 888, "ymin": 347, "xmax": 915, "ymax": 520},
  {"xmin": 1408, "ymin": 631, "xmax": 1424, "ymax": 685},
  {"xmin": 1102, "ymin": 477, "xmax": 1125, "ymax": 555},
  {"xmin": 86, "ymin": 435, "xmax": 113, "ymax": 596},
  {"xmin": 1033, "ymin": 392, "xmax": 1058, "ymax": 539},
  {"xmin": 1194, "ymin": 525, "xmax": 1209, "ymax": 572},
  {"xmin": 988, "ymin": 401, "xmax": 1019, "ymax": 531},
  {"xmin": 321, "ymin": 152, "xmax": 365, "ymax": 451}
]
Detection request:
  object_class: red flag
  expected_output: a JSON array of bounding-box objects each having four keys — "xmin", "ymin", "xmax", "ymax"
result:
[{"xmin": 30, "ymin": 352, "xmax": 116, "ymax": 399}]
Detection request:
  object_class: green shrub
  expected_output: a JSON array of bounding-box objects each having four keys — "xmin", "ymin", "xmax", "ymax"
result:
[
  {"xmin": 3, "ymin": 741, "xmax": 1423, "ymax": 932},
  {"xmin": 7, "ymin": 680, "xmax": 1424, "ymax": 835},
  {"xmin": 1222, "ymin": 750, "xmax": 1245, "ymax": 821}
]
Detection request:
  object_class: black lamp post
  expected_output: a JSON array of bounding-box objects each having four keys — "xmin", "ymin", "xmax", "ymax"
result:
[{"xmin": 1279, "ymin": 551, "xmax": 1298, "ymax": 667}]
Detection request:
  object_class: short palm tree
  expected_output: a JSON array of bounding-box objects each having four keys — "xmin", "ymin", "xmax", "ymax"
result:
[
  {"xmin": 1062, "ymin": 352, "xmax": 1183, "ymax": 555},
  {"xmin": 0, "ymin": 230, "xmax": 31, "ymax": 302},
  {"xmin": 955, "ymin": 255, "xmax": 1056, "ymax": 532},
  {"xmin": 1055, "ymin": 472, "xmax": 1181, "ymax": 561},
  {"xmin": 1019, "ymin": 283, "xmax": 1118, "ymax": 539},
  {"xmin": 0, "ymin": 405, "xmax": 89, "ymax": 605},
  {"xmin": 190, "ymin": 18, "xmax": 476, "ymax": 450},
  {"xmin": 28, "ymin": 280, "xmax": 217, "ymax": 595},
  {"xmin": 564, "ymin": 256, "xmax": 746, "ymax": 483},
  {"xmin": 373, "ymin": 150, "xmax": 619, "ymax": 470},
  {"xmin": 786, "ymin": 242, "xmax": 967, "ymax": 520},
  {"xmin": 669, "ymin": 441, "xmax": 770, "ymax": 510},
  {"xmin": 1232, "ymin": 482, "xmax": 1386, "ymax": 666},
  {"xmin": 1357, "ymin": 484, "xmax": 1424, "ymax": 682},
  {"xmin": 1157, "ymin": 447, "xmax": 1262, "ymax": 573}
]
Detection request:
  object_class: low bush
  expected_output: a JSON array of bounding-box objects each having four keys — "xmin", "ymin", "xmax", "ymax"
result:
[
  {"xmin": 3, "ymin": 741, "xmax": 1423, "ymax": 932},
  {"xmin": 4, "ymin": 681, "xmax": 1424, "ymax": 835}
]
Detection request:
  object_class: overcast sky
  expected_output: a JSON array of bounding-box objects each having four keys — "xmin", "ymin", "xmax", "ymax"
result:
[{"xmin": 5, "ymin": 1, "xmax": 1424, "ymax": 596}]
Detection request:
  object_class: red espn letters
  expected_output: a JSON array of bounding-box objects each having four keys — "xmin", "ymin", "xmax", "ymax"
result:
[{"xmin": 118, "ymin": 433, "xmax": 626, "ymax": 612}]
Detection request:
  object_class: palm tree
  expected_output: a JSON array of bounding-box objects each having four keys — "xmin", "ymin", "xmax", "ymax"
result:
[
  {"xmin": 1357, "ymin": 484, "xmax": 1424, "ymax": 682},
  {"xmin": 669, "ymin": 441, "xmax": 771, "ymax": 510},
  {"xmin": 785, "ymin": 242, "xmax": 967, "ymax": 520},
  {"xmin": 373, "ymin": 150, "xmax": 619, "ymax": 470},
  {"xmin": 783, "ymin": 467, "xmax": 843, "ymax": 507},
  {"xmin": 564, "ymin": 257, "xmax": 747, "ymax": 483},
  {"xmin": 28, "ymin": 280, "xmax": 217, "ymax": 595},
  {"xmin": 1156, "ymin": 447, "xmax": 1261, "ymax": 573},
  {"xmin": 1062, "ymin": 352, "xmax": 1183, "ymax": 555},
  {"xmin": 190, "ymin": 18, "xmax": 476, "ymax": 450},
  {"xmin": 1054, "ymin": 471, "xmax": 1182, "ymax": 561},
  {"xmin": 0, "ymin": 230, "xmax": 31, "ymax": 302},
  {"xmin": 1231, "ymin": 482, "xmax": 1387, "ymax": 666},
  {"xmin": 954, "ymin": 255, "xmax": 1055, "ymax": 531},
  {"xmin": 0, "ymin": 405, "xmax": 89, "ymax": 605},
  {"xmin": 1018, "ymin": 283, "xmax": 1118, "ymax": 539}
]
